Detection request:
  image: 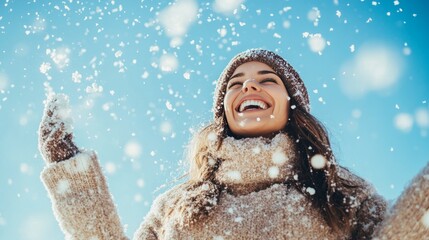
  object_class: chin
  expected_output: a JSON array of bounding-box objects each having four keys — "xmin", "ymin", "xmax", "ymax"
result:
[
  {"xmin": 228, "ymin": 118, "xmax": 287, "ymax": 138},
  {"xmin": 232, "ymin": 125, "xmax": 277, "ymax": 138}
]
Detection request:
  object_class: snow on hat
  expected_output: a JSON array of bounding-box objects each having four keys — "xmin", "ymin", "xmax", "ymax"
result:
[{"xmin": 213, "ymin": 49, "xmax": 310, "ymax": 127}]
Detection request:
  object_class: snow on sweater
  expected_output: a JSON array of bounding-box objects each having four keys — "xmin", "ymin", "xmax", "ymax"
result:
[
  {"xmin": 134, "ymin": 133, "xmax": 384, "ymax": 239},
  {"xmin": 41, "ymin": 151, "xmax": 128, "ymax": 240},
  {"xmin": 41, "ymin": 134, "xmax": 429, "ymax": 239}
]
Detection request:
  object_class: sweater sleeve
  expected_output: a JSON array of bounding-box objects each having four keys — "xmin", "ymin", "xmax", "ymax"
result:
[
  {"xmin": 133, "ymin": 208, "xmax": 160, "ymax": 240},
  {"xmin": 133, "ymin": 184, "xmax": 186, "ymax": 240},
  {"xmin": 374, "ymin": 162, "xmax": 429, "ymax": 239},
  {"xmin": 133, "ymin": 187, "xmax": 174, "ymax": 240},
  {"xmin": 40, "ymin": 151, "xmax": 128, "ymax": 240},
  {"xmin": 351, "ymin": 192, "xmax": 387, "ymax": 239},
  {"xmin": 337, "ymin": 167, "xmax": 387, "ymax": 239}
]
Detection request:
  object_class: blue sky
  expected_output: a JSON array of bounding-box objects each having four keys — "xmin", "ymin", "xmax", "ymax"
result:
[{"xmin": 1, "ymin": 0, "xmax": 428, "ymax": 239}]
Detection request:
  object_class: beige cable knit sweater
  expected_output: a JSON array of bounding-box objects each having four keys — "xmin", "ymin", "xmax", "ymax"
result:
[{"xmin": 41, "ymin": 134, "xmax": 429, "ymax": 239}]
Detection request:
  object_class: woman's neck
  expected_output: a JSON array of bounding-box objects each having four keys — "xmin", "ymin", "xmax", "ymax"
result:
[{"xmin": 208, "ymin": 132, "xmax": 298, "ymax": 195}]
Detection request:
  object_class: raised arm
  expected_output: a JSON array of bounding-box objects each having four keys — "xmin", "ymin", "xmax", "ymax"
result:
[
  {"xmin": 374, "ymin": 162, "xmax": 429, "ymax": 239},
  {"xmin": 38, "ymin": 93, "xmax": 128, "ymax": 240}
]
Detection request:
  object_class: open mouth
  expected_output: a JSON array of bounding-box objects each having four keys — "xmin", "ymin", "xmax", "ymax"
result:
[{"xmin": 237, "ymin": 99, "xmax": 270, "ymax": 113}]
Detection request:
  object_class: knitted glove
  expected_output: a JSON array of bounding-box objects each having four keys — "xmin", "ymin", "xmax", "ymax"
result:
[{"xmin": 38, "ymin": 94, "xmax": 80, "ymax": 164}]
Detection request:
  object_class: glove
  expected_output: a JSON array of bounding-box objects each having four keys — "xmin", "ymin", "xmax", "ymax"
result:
[{"xmin": 38, "ymin": 93, "xmax": 80, "ymax": 164}]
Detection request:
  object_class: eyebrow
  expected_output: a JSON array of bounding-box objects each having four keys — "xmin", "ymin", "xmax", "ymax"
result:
[
  {"xmin": 229, "ymin": 70, "xmax": 278, "ymax": 81},
  {"xmin": 229, "ymin": 72, "xmax": 244, "ymax": 80},
  {"xmin": 257, "ymin": 70, "xmax": 277, "ymax": 75}
]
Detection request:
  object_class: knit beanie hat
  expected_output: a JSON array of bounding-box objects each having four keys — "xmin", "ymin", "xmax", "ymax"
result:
[{"xmin": 212, "ymin": 49, "xmax": 310, "ymax": 129}]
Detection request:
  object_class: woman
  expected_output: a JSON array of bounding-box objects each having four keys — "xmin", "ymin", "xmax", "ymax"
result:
[{"xmin": 39, "ymin": 49, "xmax": 429, "ymax": 239}]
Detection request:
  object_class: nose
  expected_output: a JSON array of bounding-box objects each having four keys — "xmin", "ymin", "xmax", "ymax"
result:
[{"xmin": 242, "ymin": 79, "xmax": 261, "ymax": 93}]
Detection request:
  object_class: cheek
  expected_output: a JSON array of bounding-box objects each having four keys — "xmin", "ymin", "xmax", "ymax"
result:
[
  {"xmin": 223, "ymin": 91, "xmax": 236, "ymax": 113},
  {"xmin": 274, "ymin": 91, "xmax": 290, "ymax": 118},
  {"xmin": 223, "ymin": 96, "xmax": 230, "ymax": 113}
]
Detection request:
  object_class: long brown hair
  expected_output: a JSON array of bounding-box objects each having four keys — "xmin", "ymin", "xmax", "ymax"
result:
[
  {"xmin": 284, "ymin": 98, "xmax": 358, "ymax": 233},
  {"xmin": 187, "ymin": 99, "xmax": 359, "ymax": 233}
]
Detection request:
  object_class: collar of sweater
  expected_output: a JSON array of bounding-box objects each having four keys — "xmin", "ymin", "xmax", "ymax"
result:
[{"xmin": 208, "ymin": 132, "xmax": 298, "ymax": 195}]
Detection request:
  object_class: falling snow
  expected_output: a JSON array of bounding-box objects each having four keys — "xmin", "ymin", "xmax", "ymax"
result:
[
  {"xmin": 158, "ymin": 0, "xmax": 198, "ymax": 46},
  {"xmin": 160, "ymin": 54, "xmax": 178, "ymax": 72},
  {"xmin": 1, "ymin": 1, "xmax": 428, "ymax": 239},
  {"xmin": 310, "ymin": 154, "xmax": 327, "ymax": 169},
  {"xmin": 213, "ymin": 0, "xmax": 244, "ymax": 15},
  {"xmin": 268, "ymin": 166, "xmax": 280, "ymax": 178},
  {"xmin": 340, "ymin": 44, "xmax": 403, "ymax": 97},
  {"xmin": 422, "ymin": 211, "xmax": 429, "ymax": 228},
  {"xmin": 226, "ymin": 170, "xmax": 242, "ymax": 181},
  {"xmin": 272, "ymin": 148, "xmax": 288, "ymax": 164},
  {"xmin": 303, "ymin": 32, "xmax": 326, "ymax": 53},
  {"xmin": 105, "ymin": 162, "xmax": 117, "ymax": 174},
  {"xmin": 394, "ymin": 113, "xmax": 414, "ymax": 132},
  {"xmin": 71, "ymin": 71, "xmax": 82, "ymax": 83},
  {"xmin": 124, "ymin": 141, "xmax": 143, "ymax": 159},
  {"xmin": 306, "ymin": 187, "xmax": 316, "ymax": 195},
  {"xmin": 56, "ymin": 179, "xmax": 71, "ymax": 195},
  {"xmin": 415, "ymin": 109, "xmax": 429, "ymax": 128}
]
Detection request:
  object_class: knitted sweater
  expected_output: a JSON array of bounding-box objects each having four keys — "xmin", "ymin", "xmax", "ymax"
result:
[
  {"xmin": 41, "ymin": 134, "xmax": 429, "ymax": 239},
  {"xmin": 134, "ymin": 134, "xmax": 385, "ymax": 239}
]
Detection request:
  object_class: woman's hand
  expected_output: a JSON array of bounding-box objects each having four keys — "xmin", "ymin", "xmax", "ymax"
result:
[{"xmin": 38, "ymin": 94, "xmax": 80, "ymax": 164}]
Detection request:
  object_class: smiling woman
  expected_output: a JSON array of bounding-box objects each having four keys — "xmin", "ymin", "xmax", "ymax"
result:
[
  {"xmin": 223, "ymin": 61, "xmax": 290, "ymax": 138},
  {"xmin": 181, "ymin": 49, "xmax": 386, "ymax": 238},
  {"xmin": 38, "ymin": 49, "xmax": 429, "ymax": 239}
]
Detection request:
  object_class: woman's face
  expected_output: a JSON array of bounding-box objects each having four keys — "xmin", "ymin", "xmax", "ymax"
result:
[{"xmin": 223, "ymin": 61, "xmax": 290, "ymax": 138}]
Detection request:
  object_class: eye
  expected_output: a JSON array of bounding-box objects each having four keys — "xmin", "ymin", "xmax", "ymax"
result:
[
  {"xmin": 227, "ymin": 81, "xmax": 242, "ymax": 89},
  {"xmin": 260, "ymin": 78, "xmax": 278, "ymax": 84}
]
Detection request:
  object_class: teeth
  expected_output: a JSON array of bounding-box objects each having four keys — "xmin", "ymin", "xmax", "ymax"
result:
[{"xmin": 239, "ymin": 100, "xmax": 268, "ymax": 112}]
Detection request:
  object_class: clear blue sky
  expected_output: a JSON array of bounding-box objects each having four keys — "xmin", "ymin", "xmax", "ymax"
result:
[{"xmin": 1, "ymin": 0, "xmax": 428, "ymax": 239}]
